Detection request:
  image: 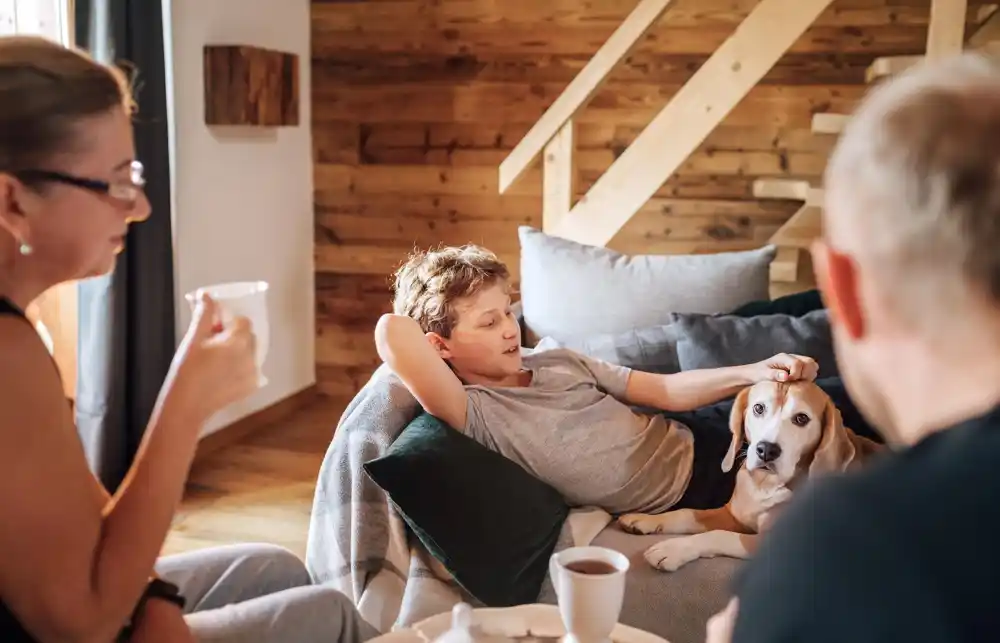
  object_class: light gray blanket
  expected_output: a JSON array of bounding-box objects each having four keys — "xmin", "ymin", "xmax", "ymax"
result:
[{"xmin": 304, "ymin": 362, "xmax": 611, "ymax": 633}]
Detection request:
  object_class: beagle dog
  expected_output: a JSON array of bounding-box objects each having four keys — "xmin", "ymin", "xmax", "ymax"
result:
[{"xmin": 617, "ymin": 379, "xmax": 883, "ymax": 572}]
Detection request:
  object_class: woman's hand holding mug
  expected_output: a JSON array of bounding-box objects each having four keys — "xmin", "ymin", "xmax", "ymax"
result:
[{"xmin": 162, "ymin": 292, "xmax": 259, "ymax": 425}]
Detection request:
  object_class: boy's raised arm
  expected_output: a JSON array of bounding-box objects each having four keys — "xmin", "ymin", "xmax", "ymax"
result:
[{"xmin": 374, "ymin": 313, "xmax": 469, "ymax": 429}]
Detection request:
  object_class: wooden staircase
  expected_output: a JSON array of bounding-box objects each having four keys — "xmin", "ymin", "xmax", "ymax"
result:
[
  {"xmin": 497, "ymin": 0, "xmax": 993, "ymax": 297},
  {"xmin": 756, "ymin": 0, "xmax": 997, "ymax": 292},
  {"xmin": 498, "ymin": 0, "xmax": 840, "ymax": 248}
]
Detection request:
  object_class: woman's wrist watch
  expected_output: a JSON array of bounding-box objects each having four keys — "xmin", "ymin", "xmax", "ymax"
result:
[
  {"xmin": 116, "ymin": 578, "xmax": 187, "ymax": 641},
  {"xmin": 143, "ymin": 578, "xmax": 186, "ymax": 610}
]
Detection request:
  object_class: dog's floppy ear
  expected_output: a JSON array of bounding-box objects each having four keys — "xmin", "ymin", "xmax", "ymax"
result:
[
  {"xmin": 808, "ymin": 399, "xmax": 857, "ymax": 475},
  {"xmin": 722, "ymin": 387, "xmax": 750, "ymax": 472}
]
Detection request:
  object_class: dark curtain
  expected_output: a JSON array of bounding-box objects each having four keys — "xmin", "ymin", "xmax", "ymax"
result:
[{"xmin": 74, "ymin": 0, "xmax": 176, "ymax": 492}]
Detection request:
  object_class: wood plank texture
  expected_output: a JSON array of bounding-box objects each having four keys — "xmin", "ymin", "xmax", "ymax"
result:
[
  {"xmin": 311, "ymin": 0, "xmax": 996, "ymax": 397},
  {"xmin": 204, "ymin": 45, "xmax": 300, "ymax": 126},
  {"xmin": 164, "ymin": 397, "xmax": 350, "ymax": 559},
  {"xmin": 498, "ymin": 0, "xmax": 679, "ymax": 192},
  {"xmin": 543, "ymin": 119, "xmax": 578, "ymax": 232}
]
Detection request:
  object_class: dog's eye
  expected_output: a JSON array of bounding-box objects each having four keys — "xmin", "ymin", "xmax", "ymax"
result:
[
  {"xmin": 792, "ymin": 413, "xmax": 810, "ymax": 426},
  {"xmin": 752, "ymin": 403, "xmax": 764, "ymax": 416}
]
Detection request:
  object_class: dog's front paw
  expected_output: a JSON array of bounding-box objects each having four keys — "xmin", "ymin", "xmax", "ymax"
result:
[
  {"xmin": 618, "ymin": 513, "xmax": 666, "ymax": 535},
  {"xmin": 643, "ymin": 537, "xmax": 701, "ymax": 572}
]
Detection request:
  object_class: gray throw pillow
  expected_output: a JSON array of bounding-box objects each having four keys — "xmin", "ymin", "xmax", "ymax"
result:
[
  {"xmin": 518, "ymin": 226, "xmax": 777, "ymax": 345},
  {"xmin": 536, "ymin": 323, "xmax": 681, "ymax": 374},
  {"xmin": 672, "ymin": 309, "xmax": 838, "ymax": 378}
]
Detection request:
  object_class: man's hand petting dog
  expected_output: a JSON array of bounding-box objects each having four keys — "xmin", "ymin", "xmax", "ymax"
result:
[{"xmin": 747, "ymin": 353, "xmax": 818, "ymax": 384}]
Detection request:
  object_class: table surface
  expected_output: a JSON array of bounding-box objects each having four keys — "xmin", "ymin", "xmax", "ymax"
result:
[{"xmin": 371, "ymin": 603, "xmax": 670, "ymax": 643}]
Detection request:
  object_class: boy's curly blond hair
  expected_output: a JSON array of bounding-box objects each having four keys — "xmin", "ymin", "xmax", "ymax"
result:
[{"xmin": 392, "ymin": 245, "xmax": 510, "ymax": 338}]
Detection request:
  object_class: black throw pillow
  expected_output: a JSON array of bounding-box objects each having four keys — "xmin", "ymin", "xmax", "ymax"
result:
[
  {"xmin": 363, "ymin": 413, "xmax": 570, "ymax": 607},
  {"xmin": 730, "ymin": 289, "xmax": 824, "ymax": 318}
]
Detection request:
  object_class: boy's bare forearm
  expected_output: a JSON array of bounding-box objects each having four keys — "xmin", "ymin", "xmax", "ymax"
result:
[
  {"xmin": 626, "ymin": 366, "xmax": 754, "ymax": 412},
  {"xmin": 374, "ymin": 314, "xmax": 468, "ymax": 428},
  {"xmin": 375, "ymin": 314, "xmax": 430, "ymax": 367},
  {"xmin": 374, "ymin": 314, "xmax": 449, "ymax": 387}
]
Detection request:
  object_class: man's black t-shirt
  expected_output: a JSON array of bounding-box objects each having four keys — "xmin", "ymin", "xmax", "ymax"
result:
[{"xmin": 731, "ymin": 404, "xmax": 1000, "ymax": 643}]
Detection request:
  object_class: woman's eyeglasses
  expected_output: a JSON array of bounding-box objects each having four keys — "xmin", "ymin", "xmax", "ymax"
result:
[{"xmin": 13, "ymin": 160, "xmax": 146, "ymax": 207}]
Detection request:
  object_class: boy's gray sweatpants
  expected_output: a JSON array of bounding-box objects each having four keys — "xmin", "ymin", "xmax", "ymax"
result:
[{"xmin": 155, "ymin": 542, "xmax": 381, "ymax": 643}]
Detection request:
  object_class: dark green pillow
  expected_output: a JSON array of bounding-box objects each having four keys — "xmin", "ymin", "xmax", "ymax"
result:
[
  {"xmin": 730, "ymin": 289, "xmax": 824, "ymax": 318},
  {"xmin": 363, "ymin": 413, "xmax": 569, "ymax": 607}
]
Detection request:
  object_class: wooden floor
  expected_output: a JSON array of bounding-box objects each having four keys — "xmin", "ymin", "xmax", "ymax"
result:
[{"xmin": 162, "ymin": 396, "xmax": 348, "ymax": 560}]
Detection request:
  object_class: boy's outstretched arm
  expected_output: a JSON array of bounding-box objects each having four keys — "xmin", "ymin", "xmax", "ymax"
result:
[
  {"xmin": 623, "ymin": 353, "xmax": 818, "ymax": 412},
  {"xmin": 374, "ymin": 313, "xmax": 469, "ymax": 429}
]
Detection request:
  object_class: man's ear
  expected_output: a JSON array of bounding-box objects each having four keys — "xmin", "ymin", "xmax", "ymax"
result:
[
  {"xmin": 425, "ymin": 332, "xmax": 453, "ymax": 360},
  {"xmin": 811, "ymin": 239, "xmax": 864, "ymax": 341}
]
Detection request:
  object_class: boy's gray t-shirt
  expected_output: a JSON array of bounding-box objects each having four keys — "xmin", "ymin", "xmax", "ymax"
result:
[{"xmin": 463, "ymin": 347, "xmax": 694, "ymax": 515}]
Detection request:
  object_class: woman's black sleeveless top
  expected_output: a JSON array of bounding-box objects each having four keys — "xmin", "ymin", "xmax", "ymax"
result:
[{"xmin": 0, "ymin": 296, "xmax": 40, "ymax": 642}]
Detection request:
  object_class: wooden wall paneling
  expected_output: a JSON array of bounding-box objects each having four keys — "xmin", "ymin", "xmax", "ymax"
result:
[
  {"xmin": 312, "ymin": 82, "xmax": 868, "ymax": 125},
  {"xmin": 314, "ymin": 273, "xmax": 392, "ymax": 397},
  {"xmin": 311, "ymin": 0, "xmax": 985, "ymax": 397},
  {"xmin": 497, "ymin": 0, "xmax": 680, "ymax": 193},
  {"xmin": 311, "ymin": 0, "xmax": 986, "ymax": 31},
  {"xmin": 311, "ymin": 23, "xmax": 968, "ymax": 57}
]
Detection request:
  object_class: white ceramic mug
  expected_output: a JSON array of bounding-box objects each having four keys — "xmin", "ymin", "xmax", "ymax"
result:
[
  {"xmin": 549, "ymin": 546, "xmax": 630, "ymax": 643},
  {"xmin": 185, "ymin": 280, "xmax": 270, "ymax": 387}
]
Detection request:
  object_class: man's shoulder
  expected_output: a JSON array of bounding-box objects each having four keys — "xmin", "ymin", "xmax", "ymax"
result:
[
  {"xmin": 731, "ymin": 416, "xmax": 1000, "ymax": 643},
  {"xmin": 734, "ymin": 445, "xmax": 934, "ymax": 597},
  {"xmin": 845, "ymin": 408, "xmax": 1000, "ymax": 511},
  {"xmin": 759, "ymin": 405, "xmax": 1000, "ymax": 547},
  {"xmin": 765, "ymin": 416, "xmax": 1000, "ymax": 539}
]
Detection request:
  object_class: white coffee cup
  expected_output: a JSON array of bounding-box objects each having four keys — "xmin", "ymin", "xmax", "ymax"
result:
[
  {"xmin": 549, "ymin": 546, "xmax": 630, "ymax": 643},
  {"xmin": 185, "ymin": 280, "xmax": 270, "ymax": 387}
]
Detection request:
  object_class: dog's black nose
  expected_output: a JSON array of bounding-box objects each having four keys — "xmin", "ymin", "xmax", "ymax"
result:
[{"xmin": 756, "ymin": 441, "xmax": 782, "ymax": 463}]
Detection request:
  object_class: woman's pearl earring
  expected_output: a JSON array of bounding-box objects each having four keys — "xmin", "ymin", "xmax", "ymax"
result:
[{"xmin": 18, "ymin": 241, "xmax": 32, "ymax": 256}]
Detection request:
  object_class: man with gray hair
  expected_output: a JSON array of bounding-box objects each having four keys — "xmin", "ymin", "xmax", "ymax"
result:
[{"xmin": 706, "ymin": 52, "xmax": 1000, "ymax": 643}]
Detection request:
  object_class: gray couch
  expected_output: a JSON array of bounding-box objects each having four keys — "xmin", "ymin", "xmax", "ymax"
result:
[{"xmin": 510, "ymin": 306, "xmax": 835, "ymax": 643}]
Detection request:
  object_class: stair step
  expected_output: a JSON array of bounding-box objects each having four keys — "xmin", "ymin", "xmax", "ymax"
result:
[
  {"xmin": 770, "ymin": 247, "xmax": 802, "ymax": 283},
  {"xmin": 865, "ymin": 55, "xmax": 922, "ymax": 83},
  {"xmin": 866, "ymin": 43, "xmax": 1000, "ymax": 83},
  {"xmin": 769, "ymin": 204, "xmax": 822, "ymax": 249},
  {"xmin": 811, "ymin": 113, "xmax": 850, "ymax": 135},
  {"xmin": 753, "ymin": 179, "xmax": 810, "ymax": 201},
  {"xmin": 753, "ymin": 179, "xmax": 824, "ymax": 206}
]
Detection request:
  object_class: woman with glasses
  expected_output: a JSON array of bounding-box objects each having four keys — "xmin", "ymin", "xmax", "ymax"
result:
[{"xmin": 0, "ymin": 36, "xmax": 379, "ymax": 643}]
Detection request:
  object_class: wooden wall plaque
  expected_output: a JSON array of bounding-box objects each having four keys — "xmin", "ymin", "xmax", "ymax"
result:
[{"xmin": 203, "ymin": 44, "xmax": 300, "ymax": 127}]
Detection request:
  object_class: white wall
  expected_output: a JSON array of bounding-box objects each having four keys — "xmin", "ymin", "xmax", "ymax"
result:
[{"xmin": 163, "ymin": 0, "xmax": 315, "ymax": 436}]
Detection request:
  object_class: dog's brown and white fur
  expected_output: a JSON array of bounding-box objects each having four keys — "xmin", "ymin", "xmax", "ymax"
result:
[{"xmin": 617, "ymin": 380, "xmax": 882, "ymax": 572}]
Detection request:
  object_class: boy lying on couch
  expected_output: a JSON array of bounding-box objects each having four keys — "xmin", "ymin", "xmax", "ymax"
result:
[{"xmin": 374, "ymin": 244, "xmax": 819, "ymax": 516}]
